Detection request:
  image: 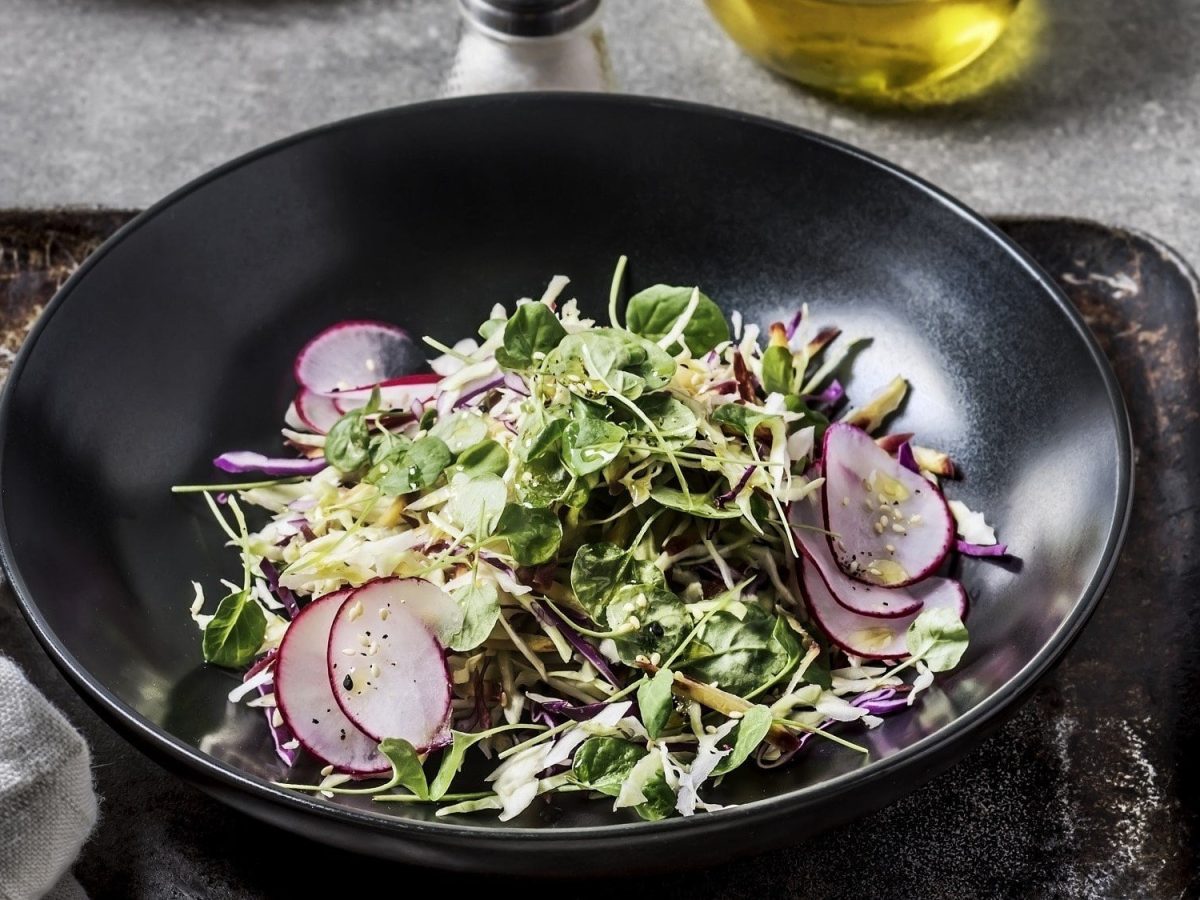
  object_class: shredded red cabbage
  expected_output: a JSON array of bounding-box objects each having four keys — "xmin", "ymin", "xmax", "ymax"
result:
[
  {"xmin": 242, "ymin": 655, "xmax": 299, "ymax": 767},
  {"xmin": 716, "ymin": 465, "xmax": 755, "ymax": 507},
  {"xmin": 897, "ymin": 441, "xmax": 920, "ymax": 474},
  {"xmin": 529, "ymin": 600, "xmax": 622, "ymax": 687},
  {"xmin": 785, "ymin": 309, "xmax": 804, "ymax": 341},
  {"xmin": 214, "ymin": 451, "xmax": 326, "ymax": 477},
  {"xmin": 259, "ymin": 559, "xmax": 300, "ymax": 619},
  {"xmin": 805, "ymin": 379, "xmax": 845, "ymax": 411},
  {"xmin": 453, "ymin": 375, "xmax": 506, "ymax": 410},
  {"xmin": 956, "ymin": 540, "xmax": 1010, "ymax": 558}
]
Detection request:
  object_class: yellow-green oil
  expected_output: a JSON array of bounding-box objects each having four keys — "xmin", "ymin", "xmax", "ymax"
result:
[{"xmin": 705, "ymin": 0, "xmax": 1020, "ymax": 95}]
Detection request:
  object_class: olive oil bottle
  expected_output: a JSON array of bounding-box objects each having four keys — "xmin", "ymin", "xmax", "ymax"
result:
[{"xmin": 705, "ymin": 0, "xmax": 1020, "ymax": 95}]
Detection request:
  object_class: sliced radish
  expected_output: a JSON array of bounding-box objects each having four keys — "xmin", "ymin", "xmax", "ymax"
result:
[
  {"xmin": 342, "ymin": 576, "xmax": 464, "ymax": 644},
  {"xmin": 274, "ymin": 588, "xmax": 388, "ymax": 775},
  {"xmin": 822, "ymin": 423, "xmax": 954, "ymax": 587},
  {"xmin": 791, "ymin": 496, "xmax": 922, "ymax": 618},
  {"xmin": 801, "ymin": 557, "xmax": 967, "ymax": 659},
  {"xmin": 294, "ymin": 389, "xmax": 343, "ymax": 433},
  {"xmin": 295, "ymin": 320, "xmax": 427, "ymax": 395},
  {"xmin": 284, "ymin": 401, "xmax": 306, "ymax": 431},
  {"xmin": 327, "ymin": 580, "xmax": 452, "ymax": 751},
  {"xmin": 331, "ymin": 374, "xmax": 440, "ymax": 415}
]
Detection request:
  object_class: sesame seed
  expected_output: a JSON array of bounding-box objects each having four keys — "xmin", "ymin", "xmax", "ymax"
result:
[
  {"xmin": 370, "ymin": 664, "xmax": 381, "ymax": 678},
  {"xmin": 320, "ymin": 765, "xmax": 334, "ymax": 776},
  {"xmin": 885, "ymin": 544, "xmax": 896, "ymax": 554},
  {"xmin": 878, "ymin": 493, "xmax": 889, "ymax": 504},
  {"xmin": 649, "ymin": 652, "xmax": 662, "ymax": 666},
  {"xmin": 841, "ymin": 496, "xmax": 850, "ymax": 506},
  {"xmin": 346, "ymin": 599, "xmax": 364, "ymax": 622},
  {"xmin": 705, "ymin": 725, "xmax": 717, "ymax": 734},
  {"xmin": 728, "ymin": 710, "xmax": 744, "ymax": 719},
  {"xmin": 341, "ymin": 647, "xmax": 355, "ymax": 656},
  {"xmin": 366, "ymin": 641, "xmax": 379, "ymax": 656},
  {"xmin": 271, "ymin": 709, "xmax": 283, "ymax": 727},
  {"xmin": 874, "ymin": 522, "xmax": 884, "ymax": 534},
  {"xmin": 879, "ymin": 515, "xmax": 889, "ymax": 527},
  {"xmin": 358, "ymin": 634, "xmax": 371, "ymax": 647},
  {"xmin": 863, "ymin": 499, "xmax": 874, "ymax": 511},
  {"xmin": 379, "ymin": 607, "xmax": 390, "ymax": 620},
  {"xmin": 892, "ymin": 524, "xmax": 907, "ymax": 534},
  {"xmin": 909, "ymin": 514, "xmax": 922, "ymax": 524}
]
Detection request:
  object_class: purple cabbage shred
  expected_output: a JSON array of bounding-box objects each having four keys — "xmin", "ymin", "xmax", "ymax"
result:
[
  {"xmin": 213, "ymin": 451, "xmax": 326, "ymax": 477},
  {"xmin": 529, "ymin": 601, "xmax": 622, "ymax": 688},
  {"xmin": 259, "ymin": 559, "xmax": 300, "ymax": 619},
  {"xmin": 785, "ymin": 309, "xmax": 804, "ymax": 341},
  {"xmin": 716, "ymin": 465, "xmax": 755, "ymax": 507},
  {"xmin": 956, "ymin": 540, "xmax": 1010, "ymax": 558}
]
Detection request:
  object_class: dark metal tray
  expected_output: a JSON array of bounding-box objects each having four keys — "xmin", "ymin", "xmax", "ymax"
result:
[{"xmin": 1, "ymin": 212, "xmax": 1195, "ymax": 898}]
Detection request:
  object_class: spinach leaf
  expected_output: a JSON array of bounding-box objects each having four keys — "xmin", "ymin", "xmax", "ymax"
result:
[
  {"xmin": 637, "ymin": 667, "xmax": 676, "ymax": 740},
  {"xmin": 445, "ymin": 474, "xmax": 507, "ymax": 536},
  {"xmin": 448, "ymin": 580, "xmax": 500, "ymax": 652},
  {"xmin": 761, "ymin": 344, "xmax": 794, "ymax": 396},
  {"xmin": 561, "ymin": 418, "xmax": 627, "ymax": 477},
  {"xmin": 711, "ymin": 403, "xmax": 779, "ymax": 439},
  {"xmin": 325, "ymin": 409, "xmax": 372, "ymax": 472},
  {"xmin": 375, "ymin": 435, "xmax": 451, "ymax": 496},
  {"xmin": 547, "ymin": 330, "xmax": 675, "ymax": 398},
  {"xmin": 625, "ymin": 284, "xmax": 730, "ymax": 356},
  {"xmin": 369, "ymin": 430, "xmax": 411, "ymax": 467},
  {"xmin": 491, "ymin": 504, "xmax": 562, "ymax": 566},
  {"xmin": 202, "ymin": 589, "xmax": 266, "ymax": 668},
  {"xmin": 650, "ymin": 486, "xmax": 744, "ymax": 520},
  {"xmin": 429, "ymin": 731, "xmax": 476, "ymax": 800},
  {"xmin": 570, "ymin": 542, "xmax": 626, "ymax": 618},
  {"xmin": 430, "ymin": 411, "xmax": 490, "ymax": 454},
  {"xmin": 452, "ymin": 439, "xmax": 509, "ymax": 478},
  {"xmin": 635, "ymin": 769, "xmax": 678, "ymax": 821},
  {"xmin": 377, "ymin": 738, "xmax": 429, "ymax": 800},
  {"xmin": 607, "ymin": 586, "xmax": 689, "ymax": 665},
  {"xmin": 571, "ymin": 736, "xmax": 646, "ymax": 797},
  {"xmin": 571, "ymin": 394, "xmax": 610, "ymax": 422},
  {"xmin": 570, "ymin": 543, "xmax": 664, "ymax": 619},
  {"xmin": 681, "ymin": 606, "xmax": 800, "ymax": 698},
  {"xmin": 906, "ymin": 607, "xmax": 969, "ymax": 672},
  {"xmin": 711, "ymin": 705, "xmax": 773, "ymax": 776},
  {"xmin": 496, "ymin": 302, "xmax": 566, "ymax": 369},
  {"xmin": 614, "ymin": 396, "xmax": 700, "ymax": 446},
  {"xmin": 514, "ymin": 454, "xmax": 574, "ymax": 506},
  {"xmin": 519, "ymin": 416, "xmax": 567, "ymax": 462}
]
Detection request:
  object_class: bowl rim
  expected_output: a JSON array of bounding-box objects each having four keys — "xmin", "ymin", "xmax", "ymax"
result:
[{"xmin": 0, "ymin": 91, "xmax": 1134, "ymax": 844}]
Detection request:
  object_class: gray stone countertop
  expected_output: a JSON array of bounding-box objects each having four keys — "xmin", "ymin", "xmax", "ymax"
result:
[{"xmin": 2, "ymin": 0, "xmax": 1198, "ymax": 266}]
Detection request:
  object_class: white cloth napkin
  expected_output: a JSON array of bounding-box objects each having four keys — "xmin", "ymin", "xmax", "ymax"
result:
[{"xmin": 0, "ymin": 658, "xmax": 97, "ymax": 900}]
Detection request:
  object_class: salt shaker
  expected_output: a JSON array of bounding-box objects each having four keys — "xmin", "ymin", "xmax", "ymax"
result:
[{"xmin": 445, "ymin": 0, "xmax": 612, "ymax": 96}]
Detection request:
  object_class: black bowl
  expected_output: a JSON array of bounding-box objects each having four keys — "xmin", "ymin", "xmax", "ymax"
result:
[{"xmin": 0, "ymin": 94, "xmax": 1131, "ymax": 874}]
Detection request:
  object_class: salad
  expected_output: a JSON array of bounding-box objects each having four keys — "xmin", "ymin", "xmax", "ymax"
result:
[{"xmin": 177, "ymin": 260, "xmax": 1008, "ymax": 821}]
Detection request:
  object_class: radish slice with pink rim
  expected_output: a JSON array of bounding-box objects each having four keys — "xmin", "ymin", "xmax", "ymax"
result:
[
  {"xmin": 294, "ymin": 389, "xmax": 343, "ymax": 434},
  {"xmin": 822, "ymin": 423, "xmax": 954, "ymax": 587},
  {"xmin": 274, "ymin": 588, "xmax": 388, "ymax": 775},
  {"xmin": 801, "ymin": 556, "xmax": 968, "ymax": 659},
  {"xmin": 284, "ymin": 401, "xmax": 306, "ymax": 431},
  {"xmin": 330, "ymin": 374, "xmax": 440, "ymax": 415},
  {"xmin": 791, "ymin": 495, "xmax": 922, "ymax": 619},
  {"xmin": 295, "ymin": 320, "xmax": 427, "ymax": 396},
  {"xmin": 327, "ymin": 579, "xmax": 453, "ymax": 751}
]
